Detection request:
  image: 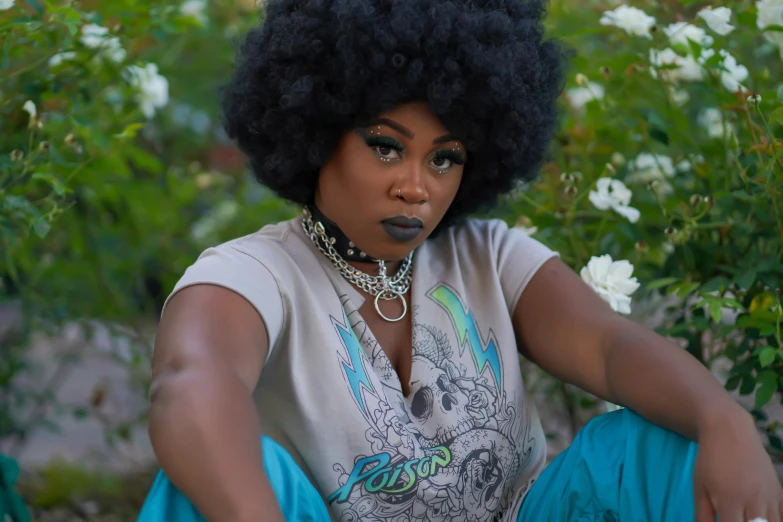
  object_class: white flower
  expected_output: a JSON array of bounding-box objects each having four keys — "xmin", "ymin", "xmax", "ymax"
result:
[
  {"xmin": 626, "ymin": 153, "xmax": 676, "ymax": 194},
  {"xmin": 676, "ymin": 159, "xmax": 692, "ymax": 171},
  {"xmin": 0, "ymin": 0, "xmax": 15, "ymax": 10},
  {"xmin": 669, "ymin": 87, "xmax": 690, "ymax": 106},
  {"xmin": 589, "ymin": 178, "xmax": 641, "ymax": 223},
  {"xmin": 180, "ymin": 0, "xmax": 208, "ymax": 25},
  {"xmin": 717, "ymin": 50, "xmax": 748, "ymax": 92},
  {"xmin": 757, "ymin": 0, "xmax": 783, "ymax": 58},
  {"xmin": 600, "ymin": 5, "xmax": 656, "ymax": 38},
  {"xmin": 664, "ymin": 22, "xmax": 714, "ymax": 48},
  {"xmin": 699, "ymin": 49, "xmax": 748, "ymax": 91},
  {"xmin": 48, "ymin": 51, "xmax": 77, "ymax": 67},
  {"xmin": 580, "ymin": 255, "xmax": 640, "ymax": 314},
  {"xmin": 649, "ymin": 48, "xmax": 704, "ymax": 83},
  {"xmin": 698, "ymin": 108, "xmax": 734, "ymax": 139},
  {"xmin": 80, "ymin": 24, "xmax": 126, "ymax": 63},
  {"xmin": 80, "ymin": 24, "xmax": 110, "ymax": 48},
  {"xmin": 125, "ymin": 63, "xmax": 169, "ymax": 119},
  {"xmin": 565, "ymin": 82, "xmax": 605, "ymax": 111},
  {"xmin": 22, "ymin": 100, "xmax": 36, "ymax": 120},
  {"xmin": 697, "ymin": 7, "xmax": 735, "ymax": 35}
]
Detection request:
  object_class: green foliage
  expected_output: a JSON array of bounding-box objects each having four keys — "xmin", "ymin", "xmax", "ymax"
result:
[{"xmin": 499, "ymin": 0, "xmax": 783, "ymax": 450}]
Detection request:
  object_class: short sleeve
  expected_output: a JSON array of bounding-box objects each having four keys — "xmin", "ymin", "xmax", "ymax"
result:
[
  {"xmin": 490, "ymin": 220, "xmax": 560, "ymax": 313},
  {"xmin": 162, "ymin": 243, "xmax": 285, "ymax": 360}
]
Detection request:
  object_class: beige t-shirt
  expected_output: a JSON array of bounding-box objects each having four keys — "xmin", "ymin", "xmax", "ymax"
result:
[{"xmin": 165, "ymin": 215, "xmax": 558, "ymax": 521}]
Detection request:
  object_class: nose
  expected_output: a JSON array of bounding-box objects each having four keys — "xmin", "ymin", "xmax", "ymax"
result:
[{"xmin": 393, "ymin": 164, "xmax": 428, "ymax": 204}]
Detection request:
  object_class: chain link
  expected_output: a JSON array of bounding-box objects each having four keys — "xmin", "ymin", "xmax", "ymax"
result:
[{"xmin": 301, "ymin": 207, "xmax": 413, "ymax": 300}]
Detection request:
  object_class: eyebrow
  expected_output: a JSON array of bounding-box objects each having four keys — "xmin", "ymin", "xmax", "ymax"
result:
[{"xmin": 365, "ymin": 118, "xmax": 460, "ymax": 145}]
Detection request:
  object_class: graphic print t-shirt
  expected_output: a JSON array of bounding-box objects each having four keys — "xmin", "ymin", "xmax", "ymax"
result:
[{"xmin": 165, "ymin": 216, "xmax": 558, "ymax": 522}]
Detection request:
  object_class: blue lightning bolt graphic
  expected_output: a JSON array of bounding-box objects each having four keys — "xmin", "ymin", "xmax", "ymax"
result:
[
  {"xmin": 333, "ymin": 313, "xmax": 375, "ymax": 415},
  {"xmin": 429, "ymin": 284, "xmax": 502, "ymax": 389}
]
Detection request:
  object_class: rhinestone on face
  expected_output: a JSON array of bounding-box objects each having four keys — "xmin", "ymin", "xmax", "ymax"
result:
[
  {"xmin": 348, "ymin": 241, "xmax": 354, "ymax": 248},
  {"xmin": 359, "ymin": 252, "xmax": 366, "ymax": 258},
  {"xmin": 330, "ymin": 237, "xmax": 336, "ymax": 245},
  {"xmin": 347, "ymin": 249, "xmax": 355, "ymax": 256}
]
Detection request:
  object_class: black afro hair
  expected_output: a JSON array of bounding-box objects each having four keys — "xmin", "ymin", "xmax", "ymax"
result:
[{"xmin": 222, "ymin": 0, "xmax": 566, "ymax": 232}]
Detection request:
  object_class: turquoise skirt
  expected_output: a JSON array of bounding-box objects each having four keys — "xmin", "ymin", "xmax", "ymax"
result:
[{"xmin": 138, "ymin": 409, "xmax": 701, "ymax": 521}]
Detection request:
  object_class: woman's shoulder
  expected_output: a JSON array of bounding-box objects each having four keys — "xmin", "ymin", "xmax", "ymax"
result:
[
  {"xmin": 429, "ymin": 217, "xmax": 543, "ymax": 255},
  {"xmin": 199, "ymin": 217, "xmax": 301, "ymax": 271}
]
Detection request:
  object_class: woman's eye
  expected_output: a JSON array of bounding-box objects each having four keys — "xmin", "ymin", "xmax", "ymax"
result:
[
  {"xmin": 430, "ymin": 157, "xmax": 453, "ymax": 170},
  {"xmin": 374, "ymin": 146, "xmax": 401, "ymax": 160}
]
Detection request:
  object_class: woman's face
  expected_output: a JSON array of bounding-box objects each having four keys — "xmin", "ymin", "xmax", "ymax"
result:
[{"xmin": 314, "ymin": 102, "xmax": 466, "ymax": 262}]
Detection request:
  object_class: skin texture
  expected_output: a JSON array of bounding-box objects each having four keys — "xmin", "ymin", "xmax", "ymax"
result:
[{"xmin": 148, "ymin": 103, "xmax": 783, "ymax": 522}]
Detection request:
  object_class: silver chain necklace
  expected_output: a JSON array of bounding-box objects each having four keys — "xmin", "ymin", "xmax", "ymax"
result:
[{"xmin": 302, "ymin": 207, "xmax": 412, "ymax": 322}]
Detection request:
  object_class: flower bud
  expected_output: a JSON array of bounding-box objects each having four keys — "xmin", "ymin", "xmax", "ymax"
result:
[
  {"xmin": 64, "ymin": 133, "xmax": 78, "ymax": 145},
  {"xmin": 665, "ymin": 227, "xmax": 676, "ymax": 237},
  {"xmin": 560, "ymin": 172, "xmax": 575, "ymax": 184},
  {"xmin": 575, "ymin": 73, "xmax": 588, "ymax": 87},
  {"xmin": 746, "ymin": 93, "xmax": 761, "ymax": 105},
  {"xmin": 689, "ymin": 194, "xmax": 702, "ymax": 207},
  {"xmin": 38, "ymin": 141, "xmax": 50, "ymax": 153},
  {"xmin": 634, "ymin": 241, "xmax": 648, "ymax": 253},
  {"xmin": 604, "ymin": 163, "xmax": 616, "ymax": 175},
  {"xmin": 647, "ymin": 180, "xmax": 660, "ymax": 191},
  {"xmin": 610, "ymin": 152, "xmax": 625, "ymax": 167},
  {"xmin": 564, "ymin": 184, "xmax": 577, "ymax": 196},
  {"xmin": 599, "ymin": 66, "xmax": 611, "ymax": 79},
  {"xmin": 10, "ymin": 150, "xmax": 24, "ymax": 162},
  {"xmin": 515, "ymin": 215, "xmax": 533, "ymax": 228},
  {"xmin": 704, "ymin": 195, "xmax": 715, "ymax": 208}
]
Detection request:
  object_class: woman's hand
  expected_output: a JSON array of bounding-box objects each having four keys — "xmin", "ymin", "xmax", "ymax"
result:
[{"xmin": 694, "ymin": 410, "xmax": 783, "ymax": 522}]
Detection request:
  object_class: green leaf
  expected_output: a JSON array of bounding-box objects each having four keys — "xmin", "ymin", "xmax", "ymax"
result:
[
  {"xmin": 777, "ymin": 85, "xmax": 783, "ymax": 104},
  {"xmin": 24, "ymin": 0, "xmax": 45, "ymax": 16},
  {"xmin": 32, "ymin": 172, "xmax": 67, "ymax": 196},
  {"xmin": 701, "ymin": 276, "xmax": 730, "ymax": 293},
  {"xmin": 113, "ymin": 122, "xmax": 146, "ymax": 140},
  {"xmin": 32, "ymin": 217, "xmax": 51, "ymax": 238},
  {"xmin": 755, "ymin": 371, "xmax": 778, "ymax": 409},
  {"xmin": 724, "ymin": 374, "xmax": 741, "ymax": 392},
  {"xmin": 736, "ymin": 270, "xmax": 757, "ymax": 290},
  {"xmin": 708, "ymin": 300, "xmax": 723, "ymax": 323},
  {"xmin": 649, "ymin": 127, "xmax": 669, "ymax": 146},
  {"xmin": 740, "ymin": 374, "xmax": 757, "ymax": 395},
  {"xmin": 647, "ymin": 277, "xmax": 679, "ymax": 290},
  {"xmin": 758, "ymin": 347, "xmax": 778, "ymax": 368},
  {"xmin": 770, "ymin": 106, "xmax": 783, "ymax": 126},
  {"xmin": 674, "ymin": 281, "xmax": 700, "ymax": 298}
]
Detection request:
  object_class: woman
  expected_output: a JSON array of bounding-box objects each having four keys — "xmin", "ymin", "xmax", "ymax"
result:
[{"xmin": 138, "ymin": 0, "xmax": 782, "ymax": 521}]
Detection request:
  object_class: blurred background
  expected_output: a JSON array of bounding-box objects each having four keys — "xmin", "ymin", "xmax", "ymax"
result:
[{"xmin": 1, "ymin": 0, "xmax": 782, "ymax": 520}]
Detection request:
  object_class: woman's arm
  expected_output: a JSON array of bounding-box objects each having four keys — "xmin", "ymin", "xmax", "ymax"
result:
[
  {"xmin": 148, "ymin": 284, "xmax": 284, "ymax": 522},
  {"xmin": 512, "ymin": 257, "xmax": 749, "ymax": 440}
]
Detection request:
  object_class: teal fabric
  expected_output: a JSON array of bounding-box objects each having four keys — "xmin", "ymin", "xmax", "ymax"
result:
[
  {"xmin": 137, "ymin": 437, "xmax": 329, "ymax": 522},
  {"xmin": 138, "ymin": 411, "xmax": 700, "ymax": 522},
  {"xmin": 0, "ymin": 454, "xmax": 31, "ymax": 522},
  {"xmin": 517, "ymin": 408, "xmax": 700, "ymax": 522}
]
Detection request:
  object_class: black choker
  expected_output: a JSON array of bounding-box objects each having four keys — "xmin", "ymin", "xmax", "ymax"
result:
[{"xmin": 305, "ymin": 205, "xmax": 376, "ymax": 263}]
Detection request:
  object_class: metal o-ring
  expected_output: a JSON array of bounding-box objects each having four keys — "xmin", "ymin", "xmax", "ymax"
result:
[{"xmin": 374, "ymin": 291, "xmax": 407, "ymax": 322}]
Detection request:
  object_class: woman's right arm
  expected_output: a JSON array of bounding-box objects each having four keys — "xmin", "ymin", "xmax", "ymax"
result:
[{"xmin": 148, "ymin": 284, "xmax": 285, "ymax": 522}]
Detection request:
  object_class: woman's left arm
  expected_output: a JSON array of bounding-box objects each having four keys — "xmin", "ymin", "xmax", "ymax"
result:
[{"xmin": 513, "ymin": 257, "xmax": 782, "ymax": 521}]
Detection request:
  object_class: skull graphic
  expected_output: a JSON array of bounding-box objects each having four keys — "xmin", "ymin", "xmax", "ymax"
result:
[{"xmin": 406, "ymin": 355, "xmax": 475, "ymax": 445}]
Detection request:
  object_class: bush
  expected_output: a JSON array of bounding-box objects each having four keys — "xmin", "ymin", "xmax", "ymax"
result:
[{"xmin": 501, "ymin": 0, "xmax": 783, "ymax": 455}]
